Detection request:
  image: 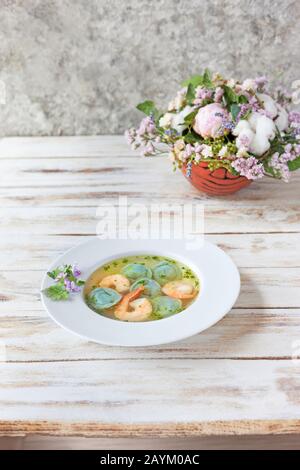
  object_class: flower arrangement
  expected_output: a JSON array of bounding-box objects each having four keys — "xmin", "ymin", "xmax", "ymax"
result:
[{"xmin": 125, "ymin": 70, "xmax": 300, "ymax": 195}]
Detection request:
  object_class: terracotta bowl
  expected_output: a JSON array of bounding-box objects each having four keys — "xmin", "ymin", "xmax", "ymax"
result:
[{"xmin": 182, "ymin": 162, "xmax": 251, "ymax": 196}]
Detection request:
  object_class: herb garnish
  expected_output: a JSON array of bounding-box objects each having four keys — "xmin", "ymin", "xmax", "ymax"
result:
[{"xmin": 43, "ymin": 264, "xmax": 85, "ymax": 301}]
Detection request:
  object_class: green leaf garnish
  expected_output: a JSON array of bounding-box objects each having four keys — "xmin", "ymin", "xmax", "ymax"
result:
[
  {"xmin": 230, "ymin": 104, "xmax": 240, "ymax": 121},
  {"xmin": 47, "ymin": 268, "xmax": 62, "ymax": 280},
  {"xmin": 186, "ymin": 83, "xmax": 195, "ymax": 103},
  {"xmin": 288, "ymin": 156, "xmax": 300, "ymax": 171},
  {"xmin": 202, "ymin": 68, "xmax": 213, "ymax": 88},
  {"xmin": 181, "ymin": 74, "xmax": 204, "ymax": 88},
  {"xmin": 223, "ymin": 85, "xmax": 239, "ymax": 105},
  {"xmin": 238, "ymin": 95, "xmax": 248, "ymax": 104},
  {"xmin": 184, "ymin": 109, "xmax": 198, "ymax": 125},
  {"xmin": 43, "ymin": 284, "xmax": 69, "ymax": 301},
  {"xmin": 182, "ymin": 69, "xmax": 213, "ymax": 89},
  {"xmin": 184, "ymin": 130, "xmax": 200, "ymax": 143},
  {"xmin": 136, "ymin": 100, "xmax": 157, "ymax": 116},
  {"xmin": 136, "ymin": 100, "xmax": 162, "ymax": 125}
]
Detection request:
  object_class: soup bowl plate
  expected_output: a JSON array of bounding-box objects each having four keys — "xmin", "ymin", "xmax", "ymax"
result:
[{"xmin": 41, "ymin": 238, "xmax": 240, "ymax": 347}]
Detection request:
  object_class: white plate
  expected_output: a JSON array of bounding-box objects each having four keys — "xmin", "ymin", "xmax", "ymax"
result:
[{"xmin": 41, "ymin": 238, "xmax": 240, "ymax": 347}]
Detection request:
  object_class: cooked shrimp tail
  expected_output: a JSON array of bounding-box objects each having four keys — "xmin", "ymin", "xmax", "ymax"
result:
[
  {"xmin": 115, "ymin": 286, "xmax": 152, "ymax": 322},
  {"xmin": 162, "ymin": 280, "xmax": 196, "ymax": 299},
  {"xmin": 124, "ymin": 286, "xmax": 145, "ymax": 302},
  {"xmin": 99, "ymin": 274, "xmax": 130, "ymax": 294}
]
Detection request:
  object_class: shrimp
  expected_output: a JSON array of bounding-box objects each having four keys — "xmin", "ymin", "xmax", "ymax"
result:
[
  {"xmin": 114, "ymin": 286, "xmax": 152, "ymax": 322},
  {"xmin": 162, "ymin": 280, "xmax": 196, "ymax": 299},
  {"xmin": 99, "ymin": 274, "xmax": 130, "ymax": 294}
]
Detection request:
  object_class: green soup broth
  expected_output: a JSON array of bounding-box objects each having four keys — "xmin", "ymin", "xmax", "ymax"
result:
[{"xmin": 84, "ymin": 254, "xmax": 200, "ymax": 322}]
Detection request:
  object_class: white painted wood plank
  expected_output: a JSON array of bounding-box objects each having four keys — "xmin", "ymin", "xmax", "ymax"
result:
[
  {"xmin": 0, "ymin": 136, "xmax": 130, "ymax": 158},
  {"xmin": 0, "ymin": 359, "xmax": 299, "ymax": 423},
  {"xmin": 1, "ymin": 205, "xmax": 299, "ymax": 234},
  {"xmin": 0, "ymin": 155, "xmax": 299, "ymax": 204},
  {"xmin": 1, "ymin": 234, "xmax": 299, "ymax": 271},
  {"xmin": 0, "ymin": 309, "xmax": 299, "ymax": 362},
  {"xmin": 2, "ymin": 185, "xmax": 300, "ymax": 208}
]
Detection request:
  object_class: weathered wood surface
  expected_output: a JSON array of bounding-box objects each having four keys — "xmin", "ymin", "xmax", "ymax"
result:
[
  {"xmin": 0, "ymin": 309, "xmax": 300, "ymax": 362},
  {"xmin": 1, "ymin": 234, "xmax": 300, "ymax": 269},
  {"xmin": 0, "ymin": 136, "xmax": 300, "ymax": 437},
  {"xmin": 0, "ymin": 360, "xmax": 299, "ymax": 423}
]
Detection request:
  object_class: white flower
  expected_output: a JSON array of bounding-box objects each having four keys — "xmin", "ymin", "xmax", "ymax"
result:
[
  {"xmin": 174, "ymin": 94, "xmax": 185, "ymax": 110},
  {"xmin": 159, "ymin": 106, "xmax": 193, "ymax": 134},
  {"xmin": 168, "ymin": 88, "xmax": 187, "ymax": 111},
  {"xmin": 174, "ymin": 139, "xmax": 185, "ymax": 151},
  {"xmin": 233, "ymin": 113, "xmax": 276, "ymax": 156},
  {"xmin": 249, "ymin": 113, "xmax": 276, "ymax": 156},
  {"xmin": 172, "ymin": 106, "xmax": 194, "ymax": 134},
  {"xmin": 275, "ymin": 104, "xmax": 289, "ymax": 131},
  {"xmin": 201, "ymin": 144, "xmax": 213, "ymax": 158},
  {"xmin": 233, "ymin": 120, "xmax": 255, "ymax": 150},
  {"xmin": 172, "ymin": 139, "xmax": 186, "ymax": 161},
  {"xmin": 247, "ymin": 112, "xmax": 259, "ymax": 129},
  {"xmin": 227, "ymin": 78, "xmax": 236, "ymax": 88},
  {"xmin": 238, "ymin": 128, "xmax": 255, "ymax": 150},
  {"xmin": 257, "ymin": 93, "xmax": 278, "ymax": 119},
  {"xmin": 241, "ymin": 79, "xmax": 257, "ymax": 92},
  {"xmin": 159, "ymin": 113, "xmax": 174, "ymax": 128},
  {"xmin": 233, "ymin": 119, "xmax": 252, "ymax": 136},
  {"xmin": 249, "ymin": 113, "xmax": 276, "ymax": 139},
  {"xmin": 250, "ymin": 137, "xmax": 271, "ymax": 156},
  {"xmin": 236, "ymin": 147, "xmax": 248, "ymax": 158},
  {"xmin": 168, "ymin": 100, "xmax": 176, "ymax": 111},
  {"xmin": 218, "ymin": 145, "xmax": 228, "ymax": 158}
]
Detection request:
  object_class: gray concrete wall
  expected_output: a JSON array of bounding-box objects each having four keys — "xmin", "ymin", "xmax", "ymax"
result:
[{"xmin": 1, "ymin": 0, "xmax": 299, "ymax": 136}]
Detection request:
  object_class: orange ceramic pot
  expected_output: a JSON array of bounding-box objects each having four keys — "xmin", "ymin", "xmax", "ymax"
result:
[{"xmin": 182, "ymin": 162, "xmax": 251, "ymax": 196}]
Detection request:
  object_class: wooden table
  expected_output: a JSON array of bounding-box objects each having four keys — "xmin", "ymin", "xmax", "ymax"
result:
[{"xmin": 0, "ymin": 136, "xmax": 300, "ymax": 449}]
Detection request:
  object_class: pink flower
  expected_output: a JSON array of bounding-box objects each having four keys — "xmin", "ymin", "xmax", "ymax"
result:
[
  {"xmin": 214, "ymin": 87, "xmax": 224, "ymax": 103},
  {"xmin": 193, "ymin": 87, "xmax": 213, "ymax": 106},
  {"xmin": 193, "ymin": 103, "xmax": 229, "ymax": 138}
]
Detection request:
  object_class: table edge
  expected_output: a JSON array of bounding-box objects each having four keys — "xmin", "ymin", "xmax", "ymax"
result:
[{"xmin": 1, "ymin": 420, "xmax": 300, "ymax": 437}]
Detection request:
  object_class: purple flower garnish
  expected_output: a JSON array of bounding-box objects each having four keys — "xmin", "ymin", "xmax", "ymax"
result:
[
  {"xmin": 214, "ymin": 87, "xmax": 224, "ymax": 103},
  {"xmin": 193, "ymin": 87, "xmax": 213, "ymax": 106},
  {"xmin": 65, "ymin": 279, "xmax": 81, "ymax": 293},
  {"xmin": 231, "ymin": 157, "xmax": 264, "ymax": 180},
  {"xmin": 222, "ymin": 120, "xmax": 235, "ymax": 130},
  {"xmin": 55, "ymin": 272, "xmax": 66, "ymax": 281},
  {"xmin": 186, "ymin": 161, "xmax": 192, "ymax": 178},
  {"xmin": 72, "ymin": 264, "xmax": 81, "ymax": 278},
  {"xmin": 269, "ymin": 146, "xmax": 298, "ymax": 182}
]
